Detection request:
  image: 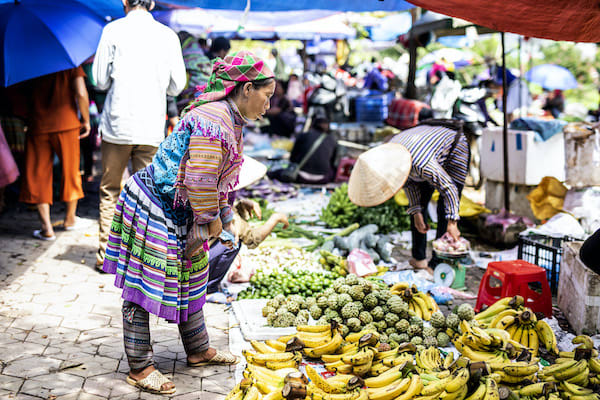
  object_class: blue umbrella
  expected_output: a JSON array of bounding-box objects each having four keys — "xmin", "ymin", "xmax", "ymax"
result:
[
  {"xmin": 525, "ymin": 64, "xmax": 578, "ymax": 90},
  {"xmin": 0, "ymin": 0, "xmax": 105, "ymax": 86}
]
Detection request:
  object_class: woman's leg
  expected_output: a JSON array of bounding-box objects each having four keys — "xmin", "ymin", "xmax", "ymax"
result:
[
  {"xmin": 410, "ymin": 183, "xmax": 435, "ymax": 268},
  {"xmin": 179, "ymin": 308, "xmax": 215, "ymax": 362}
]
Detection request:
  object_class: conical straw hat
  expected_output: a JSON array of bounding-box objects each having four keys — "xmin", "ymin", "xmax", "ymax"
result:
[
  {"xmin": 233, "ymin": 155, "xmax": 268, "ymax": 191},
  {"xmin": 348, "ymin": 143, "xmax": 412, "ymax": 207}
]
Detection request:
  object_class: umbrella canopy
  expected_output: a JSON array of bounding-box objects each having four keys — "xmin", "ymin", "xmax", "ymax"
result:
[
  {"xmin": 0, "ymin": 0, "xmax": 105, "ymax": 86},
  {"xmin": 525, "ymin": 64, "xmax": 578, "ymax": 91},
  {"xmin": 418, "ymin": 48, "xmax": 477, "ymax": 69}
]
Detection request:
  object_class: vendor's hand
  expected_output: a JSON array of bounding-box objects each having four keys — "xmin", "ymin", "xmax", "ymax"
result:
[
  {"xmin": 79, "ymin": 121, "xmax": 91, "ymax": 139},
  {"xmin": 414, "ymin": 212, "xmax": 429, "ymax": 234},
  {"xmin": 240, "ymin": 199, "xmax": 262, "ymax": 220},
  {"xmin": 222, "ymin": 221, "xmax": 239, "ymax": 248},
  {"xmin": 208, "ymin": 218, "xmax": 223, "ymax": 238},
  {"xmin": 274, "ymin": 213, "xmax": 289, "ymax": 229},
  {"xmin": 447, "ymin": 220, "xmax": 461, "ymax": 242}
]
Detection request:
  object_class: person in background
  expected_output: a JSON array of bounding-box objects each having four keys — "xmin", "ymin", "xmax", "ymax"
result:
[
  {"xmin": 19, "ymin": 67, "xmax": 90, "ymax": 240},
  {"xmin": 0, "ymin": 124, "xmax": 19, "ymax": 213},
  {"xmin": 92, "ymin": 0, "xmax": 186, "ymax": 270},
  {"xmin": 271, "ymin": 117, "xmax": 337, "ymax": 184},
  {"xmin": 271, "ymin": 48, "xmax": 288, "ymax": 81},
  {"xmin": 263, "ymin": 79, "xmax": 296, "ymax": 137},
  {"xmin": 580, "ymin": 228, "xmax": 600, "ymax": 274},
  {"xmin": 543, "ymin": 89, "xmax": 565, "ymax": 119},
  {"xmin": 286, "ymin": 73, "xmax": 304, "ymax": 107},
  {"xmin": 363, "ymin": 58, "xmax": 388, "ymax": 92},
  {"xmin": 205, "ymin": 36, "xmax": 231, "ymax": 61},
  {"xmin": 176, "ymin": 31, "xmax": 212, "ymax": 113}
]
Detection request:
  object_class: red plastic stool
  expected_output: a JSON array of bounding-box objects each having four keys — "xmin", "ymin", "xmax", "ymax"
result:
[
  {"xmin": 475, "ymin": 260, "xmax": 553, "ymax": 318},
  {"xmin": 335, "ymin": 157, "xmax": 356, "ymax": 182}
]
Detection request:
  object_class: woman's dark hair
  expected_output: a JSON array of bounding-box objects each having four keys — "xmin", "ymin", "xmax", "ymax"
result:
[
  {"xmin": 127, "ymin": 0, "xmax": 153, "ymax": 10},
  {"xmin": 228, "ymin": 78, "xmax": 275, "ymax": 99}
]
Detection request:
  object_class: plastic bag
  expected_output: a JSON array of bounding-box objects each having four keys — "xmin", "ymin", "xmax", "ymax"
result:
[
  {"xmin": 347, "ymin": 249, "xmax": 377, "ymax": 277},
  {"xmin": 227, "ymin": 255, "xmax": 254, "ymax": 283}
]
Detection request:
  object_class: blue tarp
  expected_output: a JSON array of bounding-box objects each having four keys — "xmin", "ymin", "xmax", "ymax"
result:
[{"xmin": 1, "ymin": 0, "xmax": 413, "ymax": 19}]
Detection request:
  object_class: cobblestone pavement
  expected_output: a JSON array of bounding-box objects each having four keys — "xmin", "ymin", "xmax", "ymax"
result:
[{"xmin": 0, "ymin": 188, "xmax": 236, "ymax": 399}]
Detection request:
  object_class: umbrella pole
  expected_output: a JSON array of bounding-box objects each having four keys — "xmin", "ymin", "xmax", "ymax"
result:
[{"xmin": 501, "ymin": 32, "xmax": 510, "ymax": 212}]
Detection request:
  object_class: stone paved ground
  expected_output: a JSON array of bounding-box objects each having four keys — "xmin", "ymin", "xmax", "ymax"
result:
[{"xmin": 0, "ymin": 186, "xmax": 236, "ymax": 399}]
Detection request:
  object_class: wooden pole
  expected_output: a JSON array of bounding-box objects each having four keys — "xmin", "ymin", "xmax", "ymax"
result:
[
  {"xmin": 501, "ymin": 32, "xmax": 510, "ymax": 212},
  {"xmin": 404, "ymin": 8, "xmax": 421, "ymax": 100}
]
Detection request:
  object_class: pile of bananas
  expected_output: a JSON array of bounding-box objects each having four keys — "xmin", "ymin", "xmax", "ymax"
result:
[
  {"xmin": 305, "ymin": 365, "xmax": 367, "ymax": 400},
  {"xmin": 369, "ymin": 342, "xmax": 416, "ymax": 376},
  {"xmin": 474, "ymin": 296, "xmax": 525, "ymax": 328},
  {"xmin": 320, "ymin": 330, "xmax": 379, "ymax": 376},
  {"xmin": 319, "ymin": 250, "xmax": 348, "ymax": 277},
  {"xmin": 539, "ymin": 335, "xmax": 600, "ymax": 387},
  {"xmin": 488, "ymin": 307, "xmax": 558, "ymax": 357},
  {"xmin": 391, "ymin": 282, "xmax": 439, "ymax": 321},
  {"xmin": 364, "ymin": 371, "xmax": 423, "ymax": 400}
]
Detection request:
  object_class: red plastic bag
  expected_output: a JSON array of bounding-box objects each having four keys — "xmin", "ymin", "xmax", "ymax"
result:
[
  {"xmin": 347, "ymin": 249, "xmax": 377, "ymax": 277},
  {"xmin": 227, "ymin": 255, "xmax": 255, "ymax": 283}
]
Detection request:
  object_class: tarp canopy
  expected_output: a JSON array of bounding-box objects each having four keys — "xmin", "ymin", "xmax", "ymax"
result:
[
  {"xmin": 407, "ymin": 0, "xmax": 600, "ymax": 43},
  {"xmin": 153, "ymin": 9, "xmax": 355, "ymax": 40},
  {"xmin": 5, "ymin": 0, "xmax": 413, "ymax": 20}
]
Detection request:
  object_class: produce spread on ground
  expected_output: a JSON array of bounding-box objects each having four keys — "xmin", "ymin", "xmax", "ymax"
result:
[{"xmin": 228, "ymin": 186, "xmax": 594, "ymax": 400}]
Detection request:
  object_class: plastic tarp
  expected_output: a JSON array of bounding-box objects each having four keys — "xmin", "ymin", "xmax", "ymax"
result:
[
  {"xmin": 153, "ymin": 9, "xmax": 355, "ymax": 40},
  {"xmin": 5, "ymin": 0, "xmax": 414, "ymax": 20},
  {"xmin": 406, "ymin": 0, "xmax": 600, "ymax": 42}
]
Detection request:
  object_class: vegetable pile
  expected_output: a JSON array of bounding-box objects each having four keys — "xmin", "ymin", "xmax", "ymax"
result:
[
  {"xmin": 321, "ymin": 224, "xmax": 392, "ymax": 263},
  {"xmin": 237, "ymin": 268, "xmax": 339, "ymax": 300},
  {"xmin": 320, "ymin": 184, "xmax": 410, "ymax": 233}
]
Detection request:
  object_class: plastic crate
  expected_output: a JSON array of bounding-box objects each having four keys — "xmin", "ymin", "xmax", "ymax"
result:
[
  {"xmin": 517, "ymin": 234, "xmax": 575, "ymax": 294},
  {"xmin": 355, "ymin": 93, "xmax": 392, "ymax": 122}
]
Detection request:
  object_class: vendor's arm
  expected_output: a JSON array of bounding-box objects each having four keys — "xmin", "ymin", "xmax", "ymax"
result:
[
  {"xmin": 422, "ymin": 162, "xmax": 461, "ymax": 239},
  {"xmin": 242, "ymin": 213, "xmax": 289, "ymax": 249},
  {"xmin": 91, "ymin": 28, "xmax": 113, "ymax": 91},
  {"xmin": 219, "ymin": 192, "xmax": 234, "ymax": 231}
]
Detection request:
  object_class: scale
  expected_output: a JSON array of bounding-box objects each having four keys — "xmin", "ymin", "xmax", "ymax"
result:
[{"xmin": 431, "ymin": 250, "xmax": 469, "ymax": 291}]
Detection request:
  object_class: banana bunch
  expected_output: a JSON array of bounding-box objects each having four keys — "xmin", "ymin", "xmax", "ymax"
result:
[
  {"xmin": 319, "ymin": 250, "xmax": 348, "ymax": 276},
  {"xmin": 490, "ymin": 358, "xmax": 540, "ymax": 385},
  {"xmin": 487, "ymin": 307, "xmax": 559, "ymax": 357},
  {"xmin": 453, "ymin": 320, "xmax": 515, "ymax": 365},
  {"xmin": 364, "ymin": 372, "xmax": 423, "ymax": 400},
  {"xmin": 474, "ymin": 296, "xmax": 525, "ymax": 328},
  {"xmin": 243, "ymin": 348, "xmax": 302, "ymax": 370},
  {"xmin": 305, "ymin": 365, "xmax": 366, "ymax": 400},
  {"xmin": 391, "ymin": 283, "xmax": 439, "ymax": 321},
  {"xmin": 288, "ymin": 324, "xmax": 344, "ymax": 359},
  {"xmin": 416, "ymin": 366, "xmax": 471, "ymax": 399},
  {"xmin": 415, "ymin": 346, "xmax": 453, "ymax": 374},
  {"xmin": 226, "ymin": 377, "xmax": 271, "ymax": 400},
  {"xmin": 370, "ymin": 343, "xmax": 417, "ymax": 376},
  {"xmin": 321, "ymin": 332, "xmax": 380, "ymax": 376},
  {"xmin": 320, "ymin": 183, "xmax": 358, "ymax": 228},
  {"xmin": 239, "ymin": 367, "xmax": 303, "ymax": 400}
]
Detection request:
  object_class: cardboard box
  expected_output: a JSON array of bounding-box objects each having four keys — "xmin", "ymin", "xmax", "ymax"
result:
[{"xmin": 557, "ymin": 242, "xmax": 600, "ymax": 334}]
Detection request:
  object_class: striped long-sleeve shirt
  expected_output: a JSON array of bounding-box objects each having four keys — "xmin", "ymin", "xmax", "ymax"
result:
[{"xmin": 390, "ymin": 124, "xmax": 469, "ymax": 220}]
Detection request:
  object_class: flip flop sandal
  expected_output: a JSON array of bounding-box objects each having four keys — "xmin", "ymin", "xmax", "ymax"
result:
[
  {"xmin": 63, "ymin": 217, "xmax": 91, "ymax": 231},
  {"xmin": 187, "ymin": 350, "xmax": 240, "ymax": 367},
  {"xmin": 126, "ymin": 370, "xmax": 176, "ymax": 395},
  {"xmin": 33, "ymin": 229, "xmax": 56, "ymax": 241}
]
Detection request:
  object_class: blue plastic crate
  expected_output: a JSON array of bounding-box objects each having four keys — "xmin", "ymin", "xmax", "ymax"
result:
[{"xmin": 355, "ymin": 93, "xmax": 391, "ymax": 122}]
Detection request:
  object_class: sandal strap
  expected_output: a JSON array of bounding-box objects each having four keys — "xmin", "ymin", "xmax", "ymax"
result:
[
  {"xmin": 211, "ymin": 350, "xmax": 238, "ymax": 364},
  {"xmin": 136, "ymin": 370, "xmax": 172, "ymax": 391}
]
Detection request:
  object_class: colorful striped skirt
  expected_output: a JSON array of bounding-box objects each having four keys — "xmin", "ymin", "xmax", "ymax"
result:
[{"xmin": 103, "ymin": 165, "xmax": 209, "ymax": 324}]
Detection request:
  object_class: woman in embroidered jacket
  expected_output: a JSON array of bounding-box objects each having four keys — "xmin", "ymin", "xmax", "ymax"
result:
[{"xmin": 102, "ymin": 51, "xmax": 275, "ymax": 394}]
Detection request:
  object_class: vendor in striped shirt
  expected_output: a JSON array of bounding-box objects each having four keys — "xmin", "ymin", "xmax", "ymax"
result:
[{"xmin": 348, "ymin": 120, "xmax": 469, "ymax": 274}]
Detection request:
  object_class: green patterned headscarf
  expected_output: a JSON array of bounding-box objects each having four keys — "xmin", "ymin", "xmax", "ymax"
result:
[{"xmin": 182, "ymin": 50, "xmax": 274, "ymax": 115}]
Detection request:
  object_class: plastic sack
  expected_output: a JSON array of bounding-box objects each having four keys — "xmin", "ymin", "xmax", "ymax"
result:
[
  {"xmin": 527, "ymin": 176, "xmax": 568, "ymax": 220},
  {"xmin": 347, "ymin": 249, "xmax": 377, "ymax": 277},
  {"xmin": 227, "ymin": 254, "xmax": 254, "ymax": 283}
]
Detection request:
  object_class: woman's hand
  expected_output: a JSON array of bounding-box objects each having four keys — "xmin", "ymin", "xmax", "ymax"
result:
[
  {"xmin": 413, "ymin": 212, "xmax": 429, "ymax": 234},
  {"xmin": 208, "ymin": 218, "xmax": 223, "ymax": 238},
  {"xmin": 273, "ymin": 213, "xmax": 289, "ymax": 229},
  {"xmin": 446, "ymin": 220, "xmax": 461, "ymax": 242}
]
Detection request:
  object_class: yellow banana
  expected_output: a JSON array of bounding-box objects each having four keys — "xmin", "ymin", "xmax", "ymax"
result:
[
  {"xmin": 263, "ymin": 391, "xmax": 283, "ymax": 400},
  {"xmin": 304, "ymin": 332, "xmax": 343, "ymax": 358},
  {"xmin": 566, "ymin": 367, "xmax": 589, "ymax": 386},
  {"xmin": 410, "ymin": 300, "xmax": 423, "ymax": 319},
  {"xmin": 535, "ymin": 320, "xmax": 558, "ymax": 354},
  {"xmin": 516, "ymin": 382, "xmax": 551, "ymax": 396},
  {"xmin": 445, "ymin": 368, "xmax": 470, "ymax": 393},
  {"xmin": 341, "ymin": 348, "xmax": 374, "ymax": 365},
  {"xmin": 412, "ymin": 294, "xmax": 432, "ymax": 320},
  {"xmin": 489, "ymin": 309, "xmax": 518, "ymax": 329},
  {"xmin": 553, "ymin": 359, "xmax": 588, "ymax": 381},
  {"xmin": 474, "ymin": 297, "xmax": 513, "ymax": 321},
  {"xmin": 265, "ymin": 339, "xmax": 287, "ymax": 352},
  {"xmin": 464, "ymin": 382, "xmax": 486, "ymax": 400},
  {"xmin": 322, "ymin": 351, "xmax": 354, "ymax": 363},
  {"xmin": 511, "ymin": 324, "xmax": 524, "ymax": 343},
  {"xmin": 484, "ymin": 378, "xmax": 500, "ymax": 400},
  {"xmin": 297, "ymin": 324, "xmax": 332, "ymax": 333},
  {"xmin": 242, "ymin": 385, "xmax": 260, "ymax": 400},
  {"xmin": 254, "ymin": 380, "xmax": 280, "ymax": 395},
  {"xmin": 375, "ymin": 348, "xmax": 399, "ymax": 361},
  {"xmin": 277, "ymin": 334, "xmax": 295, "ymax": 343},
  {"xmin": 250, "ymin": 340, "xmax": 278, "ymax": 354},
  {"xmin": 340, "ymin": 343, "xmax": 359, "ymax": 354},
  {"xmin": 589, "ymin": 358, "xmax": 600, "ymax": 373},
  {"xmin": 505, "ymin": 323, "xmax": 518, "ymax": 339},
  {"xmin": 364, "ymin": 364, "xmax": 406, "ymax": 388},
  {"xmin": 502, "ymin": 361, "xmax": 539, "ymax": 377},
  {"xmin": 440, "ymin": 384, "xmax": 468, "ymax": 400},
  {"xmin": 527, "ymin": 326, "xmax": 539, "ymax": 355},
  {"xmin": 573, "ymin": 335, "xmax": 595, "ymax": 350},
  {"xmin": 541, "ymin": 359, "xmax": 577, "ymax": 375},
  {"xmin": 420, "ymin": 374, "xmax": 453, "ymax": 396},
  {"xmin": 352, "ymin": 359, "xmax": 373, "ymax": 376},
  {"xmin": 519, "ymin": 326, "xmax": 531, "ymax": 348},
  {"xmin": 391, "ymin": 282, "xmax": 410, "ymax": 292},
  {"xmin": 382, "ymin": 353, "xmax": 413, "ymax": 367},
  {"xmin": 471, "ymin": 326, "xmax": 493, "ymax": 346},
  {"xmin": 395, "ymin": 374, "xmax": 424, "ymax": 400},
  {"xmin": 265, "ymin": 358, "xmax": 300, "ymax": 369},
  {"xmin": 443, "ymin": 351, "xmax": 455, "ymax": 370},
  {"xmin": 225, "ymin": 385, "xmax": 244, "ymax": 400},
  {"xmin": 305, "ymin": 365, "xmax": 348, "ymax": 394},
  {"xmin": 370, "ymin": 362, "xmax": 391, "ymax": 376},
  {"xmin": 365, "ymin": 376, "xmax": 410, "ymax": 400},
  {"xmin": 345, "ymin": 329, "xmax": 376, "ymax": 343},
  {"xmin": 561, "ymin": 381, "xmax": 594, "ymax": 395},
  {"xmin": 243, "ymin": 350, "xmax": 295, "ymax": 364},
  {"xmin": 324, "ymin": 360, "xmax": 354, "ymax": 374}
]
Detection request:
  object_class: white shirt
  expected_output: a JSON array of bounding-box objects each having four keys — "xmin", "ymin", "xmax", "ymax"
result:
[{"xmin": 92, "ymin": 9, "xmax": 186, "ymax": 146}]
